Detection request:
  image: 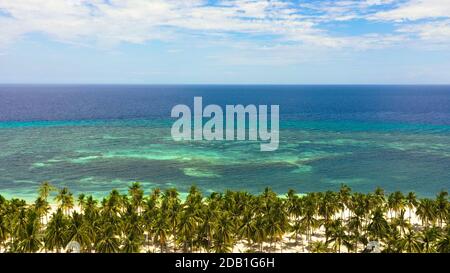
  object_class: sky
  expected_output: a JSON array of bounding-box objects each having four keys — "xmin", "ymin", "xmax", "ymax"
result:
[{"xmin": 0, "ymin": 0, "xmax": 450, "ymax": 84}]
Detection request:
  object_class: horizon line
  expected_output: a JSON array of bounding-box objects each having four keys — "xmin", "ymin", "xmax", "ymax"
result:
[{"xmin": 1, "ymin": 83, "xmax": 450, "ymax": 86}]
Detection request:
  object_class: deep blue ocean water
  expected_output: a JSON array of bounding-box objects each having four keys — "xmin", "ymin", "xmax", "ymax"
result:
[{"xmin": 0, "ymin": 85, "xmax": 449, "ymax": 199}]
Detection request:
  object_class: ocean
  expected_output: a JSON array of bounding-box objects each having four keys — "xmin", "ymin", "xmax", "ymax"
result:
[{"xmin": 0, "ymin": 85, "xmax": 449, "ymax": 200}]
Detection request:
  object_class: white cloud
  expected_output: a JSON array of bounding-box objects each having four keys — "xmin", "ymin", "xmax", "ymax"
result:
[
  {"xmin": 396, "ymin": 19, "xmax": 450, "ymax": 49},
  {"xmin": 366, "ymin": 0, "xmax": 450, "ymax": 49},
  {"xmin": 0, "ymin": 0, "xmax": 385, "ymax": 49},
  {"xmin": 371, "ymin": 0, "xmax": 450, "ymax": 21},
  {"xmin": 297, "ymin": 0, "xmax": 398, "ymax": 22},
  {"xmin": 0, "ymin": 0, "xmax": 191, "ymax": 46},
  {"xmin": 0, "ymin": 0, "xmax": 448, "ymax": 51}
]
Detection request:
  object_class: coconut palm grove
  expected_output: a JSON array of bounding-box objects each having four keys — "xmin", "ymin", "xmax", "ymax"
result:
[{"xmin": 0, "ymin": 182, "xmax": 448, "ymax": 253}]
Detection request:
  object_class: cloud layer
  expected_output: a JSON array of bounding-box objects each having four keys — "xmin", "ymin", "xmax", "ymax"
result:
[{"xmin": 1, "ymin": 0, "xmax": 449, "ymax": 50}]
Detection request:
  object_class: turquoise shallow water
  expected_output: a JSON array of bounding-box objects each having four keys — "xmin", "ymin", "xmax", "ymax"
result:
[
  {"xmin": 0, "ymin": 85, "xmax": 449, "ymax": 200},
  {"xmin": 0, "ymin": 119, "xmax": 449, "ymax": 200}
]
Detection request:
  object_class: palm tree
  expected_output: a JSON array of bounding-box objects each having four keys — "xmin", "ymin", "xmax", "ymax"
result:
[
  {"xmin": 290, "ymin": 201, "xmax": 306, "ymax": 248},
  {"xmin": 435, "ymin": 227, "xmax": 450, "ymax": 253},
  {"xmin": 392, "ymin": 210, "xmax": 410, "ymax": 236},
  {"xmin": 128, "ymin": 182, "xmax": 144, "ymax": 213},
  {"xmin": 309, "ymin": 241, "xmax": 331, "ymax": 253},
  {"xmin": 300, "ymin": 195, "xmax": 319, "ymax": 245},
  {"xmin": 367, "ymin": 208, "xmax": 390, "ymax": 241},
  {"xmin": 406, "ymin": 192, "xmax": 417, "ymax": 223},
  {"xmin": 338, "ymin": 184, "xmax": 352, "ymax": 220},
  {"xmin": 105, "ymin": 189, "xmax": 122, "ymax": 213},
  {"xmin": 326, "ymin": 219, "xmax": 352, "ymax": 253},
  {"xmin": 416, "ymin": 199, "xmax": 437, "ymax": 227},
  {"xmin": 142, "ymin": 196, "xmax": 158, "ymax": 251},
  {"xmin": 162, "ymin": 188, "xmax": 181, "ymax": 251},
  {"xmin": 77, "ymin": 193, "xmax": 86, "ymax": 212},
  {"xmin": 399, "ymin": 228, "xmax": 422, "ymax": 253},
  {"xmin": 120, "ymin": 206, "xmax": 144, "ymax": 253},
  {"xmin": 212, "ymin": 212, "xmax": 235, "ymax": 253},
  {"xmin": 18, "ymin": 210, "xmax": 42, "ymax": 253},
  {"xmin": 420, "ymin": 227, "xmax": 439, "ymax": 253},
  {"xmin": 121, "ymin": 231, "xmax": 142, "ymax": 253},
  {"xmin": 382, "ymin": 226, "xmax": 402, "ymax": 253},
  {"xmin": 177, "ymin": 210, "xmax": 199, "ymax": 252},
  {"xmin": 435, "ymin": 191, "xmax": 449, "ymax": 227},
  {"xmin": 82, "ymin": 196, "xmax": 99, "ymax": 253},
  {"xmin": 253, "ymin": 215, "xmax": 267, "ymax": 252},
  {"xmin": 2, "ymin": 199, "xmax": 23, "ymax": 251},
  {"xmin": 38, "ymin": 181, "xmax": 55, "ymax": 201},
  {"xmin": 0, "ymin": 207, "xmax": 9, "ymax": 252},
  {"xmin": 238, "ymin": 211, "xmax": 256, "ymax": 249},
  {"xmin": 55, "ymin": 187, "xmax": 74, "ymax": 215},
  {"xmin": 348, "ymin": 213, "xmax": 365, "ymax": 252},
  {"xmin": 265, "ymin": 201, "xmax": 288, "ymax": 252},
  {"xmin": 44, "ymin": 209, "xmax": 68, "ymax": 252},
  {"xmin": 285, "ymin": 189, "xmax": 297, "ymax": 218},
  {"xmin": 387, "ymin": 191, "xmax": 404, "ymax": 219},
  {"xmin": 96, "ymin": 223, "xmax": 120, "ymax": 253},
  {"xmin": 12, "ymin": 208, "xmax": 28, "ymax": 250},
  {"xmin": 198, "ymin": 203, "xmax": 218, "ymax": 252},
  {"xmin": 33, "ymin": 197, "xmax": 50, "ymax": 224},
  {"xmin": 66, "ymin": 211, "xmax": 91, "ymax": 252},
  {"xmin": 152, "ymin": 212, "xmax": 170, "ymax": 253},
  {"xmin": 319, "ymin": 191, "xmax": 338, "ymax": 242},
  {"xmin": 373, "ymin": 187, "xmax": 386, "ymax": 208}
]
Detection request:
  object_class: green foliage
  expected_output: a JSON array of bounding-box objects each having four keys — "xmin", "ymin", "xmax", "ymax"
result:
[{"xmin": 0, "ymin": 184, "xmax": 448, "ymax": 253}]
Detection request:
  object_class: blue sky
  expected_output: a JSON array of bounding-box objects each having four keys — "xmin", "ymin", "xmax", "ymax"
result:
[{"xmin": 0, "ymin": 0, "xmax": 450, "ymax": 84}]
